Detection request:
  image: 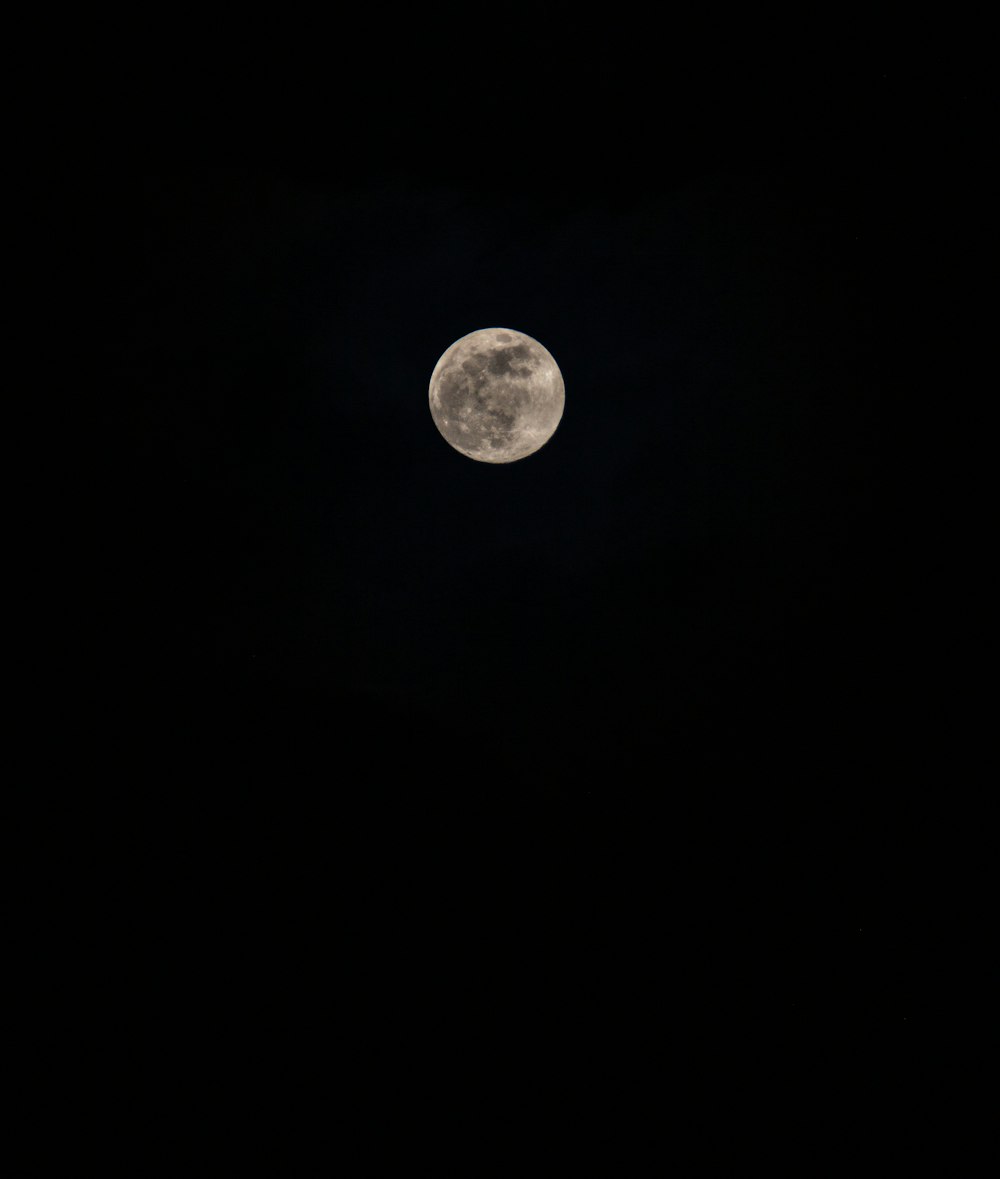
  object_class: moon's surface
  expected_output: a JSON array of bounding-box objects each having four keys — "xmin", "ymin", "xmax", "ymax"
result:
[{"xmin": 429, "ymin": 328, "xmax": 565, "ymax": 463}]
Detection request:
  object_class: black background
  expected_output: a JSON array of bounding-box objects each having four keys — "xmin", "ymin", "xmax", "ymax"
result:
[{"xmin": 94, "ymin": 15, "xmax": 989, "ymax": 1153}]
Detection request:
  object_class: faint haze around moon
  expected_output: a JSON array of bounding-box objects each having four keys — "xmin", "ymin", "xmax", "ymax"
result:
[{"xmin": 428, "ymin": 328, "xmax": 565, "ymax": 463}]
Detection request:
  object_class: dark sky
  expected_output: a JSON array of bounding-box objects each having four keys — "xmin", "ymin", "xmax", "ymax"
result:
[{"xmin": 104, "ymin": 26, "xmax": 986, "ymax": 1143}]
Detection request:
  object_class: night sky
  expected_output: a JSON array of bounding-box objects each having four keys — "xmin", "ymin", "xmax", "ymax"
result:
[{"xmin": 103, "ymin": 26, "xmax": 987, "ymax": 1149}]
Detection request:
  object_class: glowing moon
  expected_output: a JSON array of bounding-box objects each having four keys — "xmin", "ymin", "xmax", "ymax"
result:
[{"xmin": 429, "ymin": 328, "xmax": 565, "ymax": 463}]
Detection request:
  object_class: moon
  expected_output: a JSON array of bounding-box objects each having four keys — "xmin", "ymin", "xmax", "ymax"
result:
[{"xmin": 429, "ymin": 328, "xmax": 565, "ymax": 463}]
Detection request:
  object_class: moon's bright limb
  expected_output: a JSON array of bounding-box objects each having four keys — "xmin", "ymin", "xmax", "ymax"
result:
[{"xmin": 428, "ymin": 328, "xmax": 565, "ymax": 463}]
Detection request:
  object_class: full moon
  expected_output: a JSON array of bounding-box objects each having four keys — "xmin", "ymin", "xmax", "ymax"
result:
[{"xmin": 428, "ymin": 328, "xmax": 565, "ymax": 463}]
